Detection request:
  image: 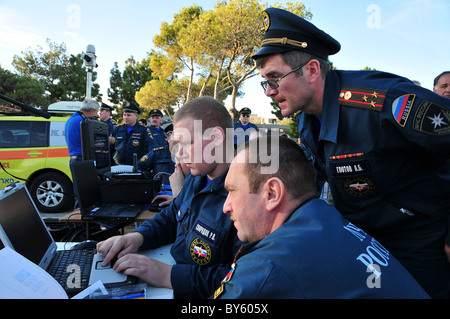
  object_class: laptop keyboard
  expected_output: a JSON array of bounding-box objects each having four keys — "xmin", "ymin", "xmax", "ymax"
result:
[
  {"xmin": 99, "ymin": 204, "xmax": 123, "ymax": 216},
  {"xmin": 47, "ymin": 248, "xmax": 96, "ymax": 293}
]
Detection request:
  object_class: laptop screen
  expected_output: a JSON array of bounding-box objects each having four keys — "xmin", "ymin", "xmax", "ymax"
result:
[{"xmin": 0, "ymin": 185, "xmax": 54, "ymax": 265}]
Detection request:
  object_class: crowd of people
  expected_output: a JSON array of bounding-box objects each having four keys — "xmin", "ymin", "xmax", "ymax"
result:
[{"xmin": 65, "ymin": 7, "xmax": 449, "ymax": 299}]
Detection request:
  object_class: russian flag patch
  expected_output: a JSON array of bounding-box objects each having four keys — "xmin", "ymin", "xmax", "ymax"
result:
[{"xmin": 392, "ymin": 94, "xmax": 415, "ymax": 127}]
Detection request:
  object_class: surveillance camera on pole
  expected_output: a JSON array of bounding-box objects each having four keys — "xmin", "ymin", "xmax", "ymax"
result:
[{"xmin": 81, "ymin": 44, "xmax": 98, "ymax": 99}]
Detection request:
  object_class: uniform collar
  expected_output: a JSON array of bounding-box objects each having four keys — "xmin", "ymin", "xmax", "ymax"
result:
[
  {"xmin": 318, "ymin": 70, "xmax": 341, "ymax": 143},
  {"xmin": 127, "ymin": 122, "xmax": 141, "ymax": 129},
  {"xmin": 192, "ymin": 168, "xmax": 229, "ymax": 196}
]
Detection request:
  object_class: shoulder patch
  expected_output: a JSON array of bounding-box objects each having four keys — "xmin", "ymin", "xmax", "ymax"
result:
[
  {"xmin": 190, "ymin": 238, "xmax": 212, "ymax": 265},
  {"xmin": 339, "ymin": 87, "xmax": 386, "ymax": 112},
  {"xmin": 213, "ymin": 262, "xmax": 236, "ymax": 299},
  {"xmin": 392, "ymin": 94, "xmax": 415, "ymax": 127},
  {"xmin": 412, "ymin": 100, "xmax": 450, "ymax": 135}
]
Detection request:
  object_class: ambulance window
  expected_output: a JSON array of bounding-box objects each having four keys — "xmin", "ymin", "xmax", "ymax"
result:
[
  {"xmin": 0, "ymin": 121, "xmax": 48, "ymax": 148},
  {"xmin": 30, "ymin": 122, "xmax": 48, "ymax": 147}
]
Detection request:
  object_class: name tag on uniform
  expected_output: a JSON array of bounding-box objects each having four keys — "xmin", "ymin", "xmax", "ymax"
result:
[
  {"xmin": 131, "ymin": 132, "xmax": 142, "ymax": 139},
  {"xmin": 193, "ymin": 221, "xmax": 219, "ymax": 244},
  {"xmin": 330, "ymin": 160, "xmax": 371, "ymax": 177}
]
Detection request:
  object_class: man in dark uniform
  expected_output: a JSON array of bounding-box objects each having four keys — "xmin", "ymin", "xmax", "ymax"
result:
[
  {"xmin": 233, "ymin": 107, "xmax": 259, "ymax": 148},
  {"xmin": 99, "ymin": 103, "xmax": 117, "ymax": 165},
  {"xmin": 434, "ymin": 71, "xmax": 450, "ymax": 98},
  {"xmin": 111, "ymin": 102, "xmax": 156, "ymax": 166},
  {"xmin": 138, "ymin": 109, "xmax": 174, "ymax": 184},
  {"xmin": 252, "ymin": 7, "xmax": 450, "ymax": 298},
  {"xmin": 97, "ymin": 97, "xmax": 242, "ymax": 298},
  {"xmin": 99, "ymin": 103, "xmax": 117, "ymax": 135},
  {"xmin": 214, "ymin": 136, "xmax": 429, "ymax": 299}
]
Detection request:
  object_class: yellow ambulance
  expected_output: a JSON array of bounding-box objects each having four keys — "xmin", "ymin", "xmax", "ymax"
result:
[{"xmin": 0, "ymin": 102, "xmax": 81, "ymax": 213}]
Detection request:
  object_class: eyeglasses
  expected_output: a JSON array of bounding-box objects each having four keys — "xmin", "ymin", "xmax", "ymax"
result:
[{"xmin": 260, "ymin": 62, "xmax": 307, "ymax": 92}]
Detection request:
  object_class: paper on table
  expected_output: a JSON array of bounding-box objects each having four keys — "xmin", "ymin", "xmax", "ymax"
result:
[
  {"xmin": 0, "ymin": 247, "xmax": 68, "ymax": 299},
  {"xmin": 71, "ymin": 280, "xmax": 108, "ymax": 299}
]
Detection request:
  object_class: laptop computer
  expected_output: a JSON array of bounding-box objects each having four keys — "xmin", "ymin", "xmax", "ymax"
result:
[
  {"xmin": 71, "ymin": 160, "xmax": 144, "ymax": 221},
  {"xmin": 0, "ymin": 183, "xmax": 131, "ymax": 297}
]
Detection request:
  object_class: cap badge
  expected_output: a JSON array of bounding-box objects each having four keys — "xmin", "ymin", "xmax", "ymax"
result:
[{"xmin": 263, "ymin": 11, "xmax": 270, "ymax": 31}]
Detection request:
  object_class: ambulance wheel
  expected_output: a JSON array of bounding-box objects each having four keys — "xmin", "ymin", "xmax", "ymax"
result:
[{"xmin": 29, "ymin": 172, "xmax": 74, "ymax": 213}]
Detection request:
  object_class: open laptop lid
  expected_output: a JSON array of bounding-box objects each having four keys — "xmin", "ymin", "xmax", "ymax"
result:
[
  {"xmin": 0, "ymin": 183, "xmax": 57, "ymax": 270},
  {"xmin": 71, "ymin": 160, "xmax": 103, "ymax": 216}
]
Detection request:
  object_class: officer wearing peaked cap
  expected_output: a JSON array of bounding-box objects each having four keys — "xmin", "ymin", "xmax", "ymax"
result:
[
  {"xmin": 101, "ymin": 103, "xmax": 114, "ymax": 112},
  {"xmin": 233, "ymin": 107, "xmax": 258, "ymax": 148},
  {"xmin": 253, "ymin": 8, "xmax": 340, "ymax": 60},
  {"xmin": 100, "ymin": 103, "xmax": 117, "ymax": 135},
  {"xmin": 100, "ymin": 103, "xmax": 117, "ymax": 165},
  {"xmin": 123, "ymin": 101, "xmax": 141, "ymax": 114},
  {"xmin": 149, "ymin": 108, "xmax": 163, "ymax": 117},
  {"xmin": 253, "ymin": 7, "xmax": 450, "ymax": 298},
  {"xmin": 138, "ymin": 108, "xmax": 174, "ymax": 184},
  {"xmin": 111, "ymin": 101, "xmax": 157, "ymax": 166}
]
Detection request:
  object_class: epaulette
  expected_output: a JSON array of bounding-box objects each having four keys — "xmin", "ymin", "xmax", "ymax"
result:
[{"xmin": 339, "ymin": 87, "xmax": 386, "ymax": 112}]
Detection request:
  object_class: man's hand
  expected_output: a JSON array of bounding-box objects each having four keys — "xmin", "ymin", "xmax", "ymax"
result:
[
  {"xmin": 152, "ymin": 194, "xmax": 173, "ymax": 207},
  {"xmin": 96, "ymin": 232, "xmax": 144, "ymax": 267},
  {"xmin": 114, "ymin": 254, "xmax": 173, "ymax": 289},
  {"xmin": 169, "ymin": 163, "xmax": 186, "ymax": 197}
]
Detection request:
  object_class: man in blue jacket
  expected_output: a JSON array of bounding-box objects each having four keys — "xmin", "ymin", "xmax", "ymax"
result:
[
  {"xmin": 97, "ymin": 96, "xmax": 241, "ymax": 298},
  {"xmin": 252, "ymin": 7, "xmax": 450, "ymax": 298},
  {"xmin": 233, "ymin": 107, "xmax": 259, "ymax": 148},
  {"xmin": 99, "ymin": 103, "xmax": 117, "ymax": 165},
  {"xmin": 215, "ymin": 135, "xmax": 429, "ymax": 299},
  {"xmin": 138, "ymin": 109, "xmax": 175, "ymax": 184},
  {"xmin": 111, "ymin": 102, "xmax": 156, "ymax": 166},
  {"xmin": 65, "ymin": 98, "xmax": 100, "ymax": 208},
  {"xmin": 65, "ymin": 98, "xmax": 100, "ymax": 162}
]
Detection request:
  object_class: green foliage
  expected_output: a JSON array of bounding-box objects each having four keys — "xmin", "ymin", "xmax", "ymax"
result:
[
  {"xmin": 136, "ymin": 0, "xmax": 314, "ymax": 120},
  {"xmin": 0, "ymin": 66, "xmax": 49, "ymax": 108},
  {"xmin": 107, "ymin": 62, "xmax": 122, "ymax": 105},
  {"xmin": 107, "ymin": 55, "xmax": 154, "ymax": 119},
  {"xmin": 11, "ymin": 38, "xmax": 100, "ymax": 104},
  {"xmin": 7, "ymin": 1, "xmax": 376, "ymax": 121}
]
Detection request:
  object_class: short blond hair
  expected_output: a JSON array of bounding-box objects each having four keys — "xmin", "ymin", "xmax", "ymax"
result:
[{"xmin": 174, "ymin": 96, "xmax": 232, "ymax": 132}]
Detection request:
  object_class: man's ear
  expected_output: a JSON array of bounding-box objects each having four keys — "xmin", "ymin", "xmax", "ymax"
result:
[
  {"xmin": 210, "ymin": 126, "xmax": 225, "ymax": 145},
  {"xmin": 263, "ymin": 177, "xmax": 285, "ymax": 212},
  {"xmin": 305, "ymin": 59, "xmax": 321, "ymax": 84}
]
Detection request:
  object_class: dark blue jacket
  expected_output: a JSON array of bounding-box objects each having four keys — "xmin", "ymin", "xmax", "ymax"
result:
[
  {"xmin": 297, "ymin": 69, "xmax": 450, "ymax": 298},
  {"xmin": 133, "ymin": 169, "xmax": 242, "ymax": 298},
  {"xmin": 103, "ymin": 117, "xmax": 117, "ymax": 164},
  {"xmin": 148, "ymin": 125, "xmax": 173, "ymax": 163},
  {"xmin": 233, "ymin": 121, "xmax": 259, "ymax": 147},
  {"xmin": 138, "ymin": 125, "xmax": 174, "ymax": 180},
  {"xmin": 216, "ymin": 198, "xmax": 430, "ymax": 299},
  {"xmin": 103, "ymin": 117, "xmax": 117, "ymax": 136},
  {"xmin": 112, "ymin": 123, "xmax": 156, "ymax": 165}
]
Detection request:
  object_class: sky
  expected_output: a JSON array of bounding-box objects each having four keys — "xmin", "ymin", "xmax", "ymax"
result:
[{"xmin": 0, "ymin": 0, "xmax": 448, "ymax": 118}]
